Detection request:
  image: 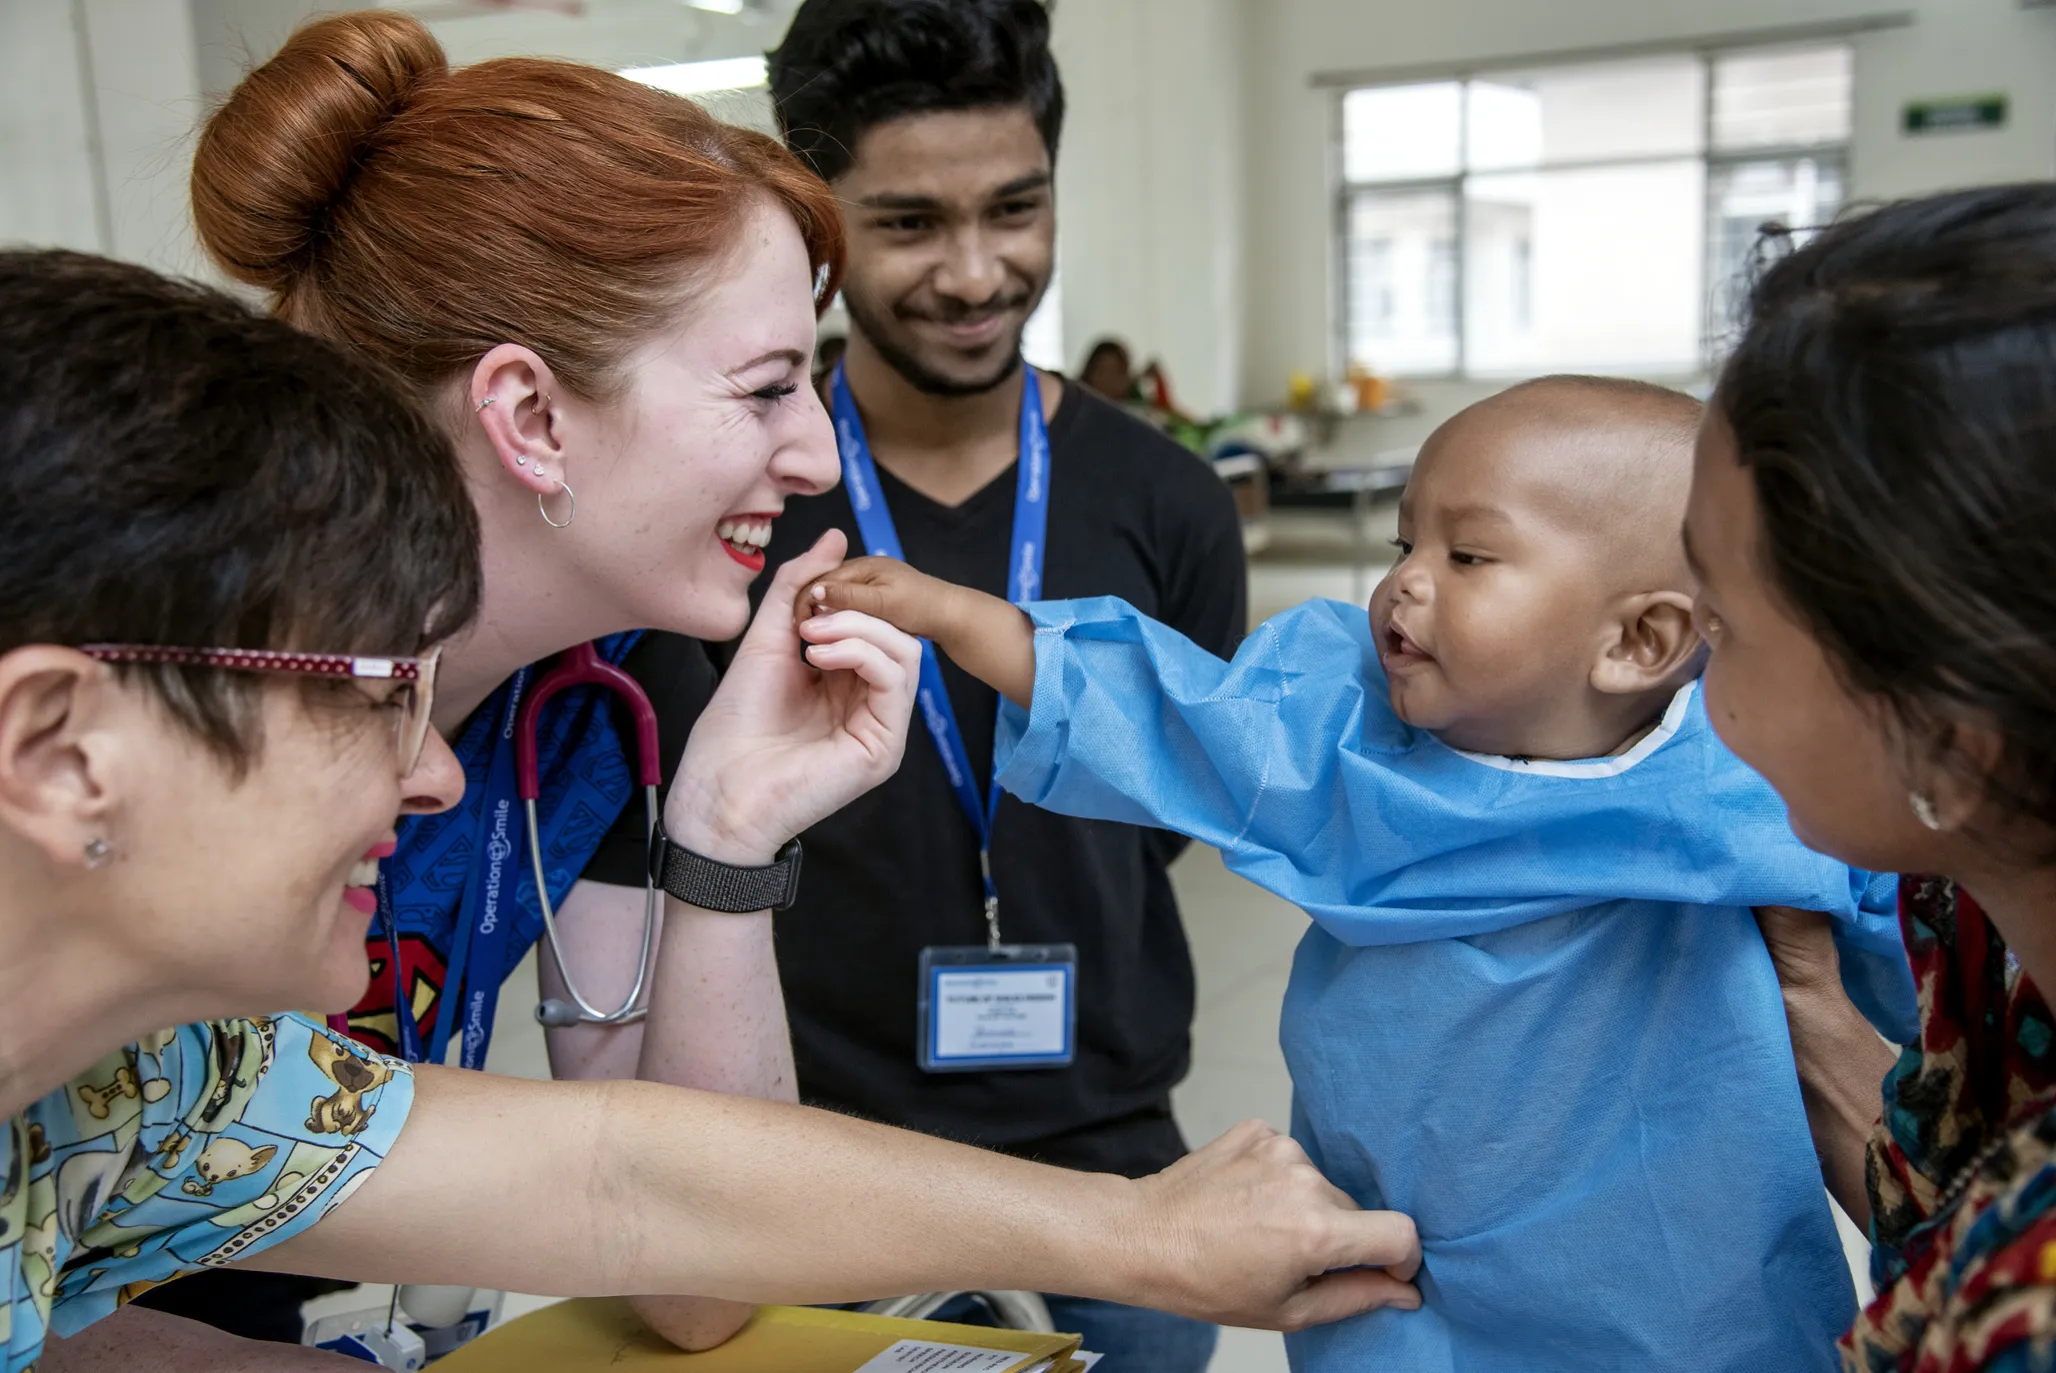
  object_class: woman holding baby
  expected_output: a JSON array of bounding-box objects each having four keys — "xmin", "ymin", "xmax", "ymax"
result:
[{"xmin": 1687, "ymin": 184, "xmax": 2056, "ymax": 1368}]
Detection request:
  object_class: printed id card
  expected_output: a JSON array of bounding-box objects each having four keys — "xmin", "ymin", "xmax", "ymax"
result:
[{"xmin": 917, "ymin": 943, "xmax": 1078, "ymax": 1073}]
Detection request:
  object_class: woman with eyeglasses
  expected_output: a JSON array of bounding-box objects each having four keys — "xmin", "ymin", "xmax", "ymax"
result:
[{"xmin": 0, "ymin": 249, "xmax": 1422, "ymax": 1373}]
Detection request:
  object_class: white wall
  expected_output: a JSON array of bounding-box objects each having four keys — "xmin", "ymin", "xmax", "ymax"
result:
[
  {"xmin": 8, "ymin": 0, "xmax": 2050, "ymax": 427},
  {"xmin": 1051, "ymin": 0, "xmax": 1245, "ymax": 418},
  {"xmin": 0, "ymin": 0, "xmax": 210, "ymax": 277},
  {"xmin": 0, "ymin": 1, "xmax": 102, "ymax": 256},
  {"xmin": 1241, "ymin": 0, "xmax": 2056, "ymax": 419},
  {"xmin": 0, "ymin": 0, "xmax": 772, "ymax": 279}
]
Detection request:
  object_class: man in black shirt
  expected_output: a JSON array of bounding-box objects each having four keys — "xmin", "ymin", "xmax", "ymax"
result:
[{"xmin": 618, "ymin": 3, "xmax": 1245, "ymax": 1365}]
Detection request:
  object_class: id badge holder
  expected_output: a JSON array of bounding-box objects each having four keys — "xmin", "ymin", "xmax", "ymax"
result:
[{"xmin": 917, "ymin": 943, "xmax": 1078, "ymax": 1073}]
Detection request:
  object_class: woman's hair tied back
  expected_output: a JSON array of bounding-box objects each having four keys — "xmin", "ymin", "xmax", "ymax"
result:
[{"xmin": 1718, "ymin": 183, "xmax": 2056, "ymax": 833}]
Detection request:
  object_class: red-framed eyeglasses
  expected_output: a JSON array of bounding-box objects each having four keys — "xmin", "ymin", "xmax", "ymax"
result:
[{"xmin": 78, "ymin": 643, "xmax": 443, "ymax": 772}]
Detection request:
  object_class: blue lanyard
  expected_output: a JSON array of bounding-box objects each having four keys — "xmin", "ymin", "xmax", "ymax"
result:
[
  {"xmin": 381, "ymin": 666, "xmax": 529, "ymax": 1067},
  {"xmin": 830, "ymin": 361, "xmax": 1050, "ymax": 930}
]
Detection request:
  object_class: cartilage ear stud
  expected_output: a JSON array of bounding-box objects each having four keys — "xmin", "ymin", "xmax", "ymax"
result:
[
  {"xmin": 516, "ymin": 454, "xmax": 529, "ymax": 467},
  {"xmin": 475, "ymin": 396, "xmax": 494, "ymax": 413}
]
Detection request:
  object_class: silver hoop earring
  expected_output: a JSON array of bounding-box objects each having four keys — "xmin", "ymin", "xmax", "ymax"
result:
[
  {"xmin": 1910, "ymin": 792, "xmax": 1943, "ymax": 831},
  {"xmin": 84, "ymin": 838, "xmax": 112, "ymax": 868},
  {"xmin": 474, "ymin": 395, "xmax": 494, "ymax": 413},
  {"xmin": 538, "ymin": 478, "xmax": 576, "ymax": 530}
]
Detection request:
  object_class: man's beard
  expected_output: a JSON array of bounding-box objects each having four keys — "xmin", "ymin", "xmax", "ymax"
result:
[{"xmin": 845, "ymin": 290, "xmax": 1027, "ymax": 398}]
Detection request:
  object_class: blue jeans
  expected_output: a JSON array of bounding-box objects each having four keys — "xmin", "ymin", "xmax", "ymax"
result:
[{"xmin": 926, "ymin": 1293, "xmax": 1219, "ymax": 1371}]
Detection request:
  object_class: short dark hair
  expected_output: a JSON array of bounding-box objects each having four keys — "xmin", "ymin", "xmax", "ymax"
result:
[
  {"xmin": 768, "ymin": 0, "xmax": 1065, "ymax": 184},
  {"xmin": 1717, "ymin": 185, "xmax": 2056, "ymax": 831},
  {"xmin": 0, "ymin": 250, "xmax": 481, "ymax": 764}
]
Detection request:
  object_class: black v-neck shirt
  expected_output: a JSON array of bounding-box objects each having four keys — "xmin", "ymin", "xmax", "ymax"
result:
[{"xmin": 588, "ymin": 382, "xmax": 1246, "ymax": 1176}]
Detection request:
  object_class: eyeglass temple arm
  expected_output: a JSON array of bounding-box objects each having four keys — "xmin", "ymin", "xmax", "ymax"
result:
[{"xmin": 515, "ymin": 641, "xmax": 664, "ymax": 801}]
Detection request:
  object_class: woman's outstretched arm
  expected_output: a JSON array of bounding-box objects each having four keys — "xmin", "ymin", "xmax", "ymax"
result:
[{"xmin": 256, "ymin": 1065, "xmax": 1422, "ymax": 1331}]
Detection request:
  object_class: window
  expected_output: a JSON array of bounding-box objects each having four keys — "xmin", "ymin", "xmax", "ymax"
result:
[{"xmin": 1338, "ymin": 43, "xmax": 1849, "ymax": 378}]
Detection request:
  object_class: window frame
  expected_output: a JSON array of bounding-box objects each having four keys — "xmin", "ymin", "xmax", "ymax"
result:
[{"xmin": 1331, "ymin": 41, "xmax": 1852, "ymax": 382}]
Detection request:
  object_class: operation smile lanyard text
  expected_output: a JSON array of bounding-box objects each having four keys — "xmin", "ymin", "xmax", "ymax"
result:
[
  {"xmin": 377, "ymin": 665, "xmax": 529, "ymax": 1069},
  {"xmin": 829, "ymin": 360, "xmax": 1050, "ymax": 948}
]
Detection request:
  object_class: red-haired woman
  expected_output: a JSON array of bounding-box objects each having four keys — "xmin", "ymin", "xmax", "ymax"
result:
[{"xmin": 166, "ymin": 8, "xmax": 953, "ymax": 1351}]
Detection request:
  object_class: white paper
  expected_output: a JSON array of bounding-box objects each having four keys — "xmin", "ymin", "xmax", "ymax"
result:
[
  {"xmin": 1013, "ymin": 1355, "xmax": 1100, "ymax": 1373},
  {"xmin": 931, "ymin": 966, "xmax": 1069, "ymax": 1060},
  {"xmin": 850, "ymin": 1339, "xmax": 1037, "ymax": 1372}
]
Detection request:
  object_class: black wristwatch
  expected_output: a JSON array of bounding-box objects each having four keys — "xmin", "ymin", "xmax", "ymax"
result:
[{"xmin": 647, "ymin": 821, "xmax": 804, "ymax": 913}]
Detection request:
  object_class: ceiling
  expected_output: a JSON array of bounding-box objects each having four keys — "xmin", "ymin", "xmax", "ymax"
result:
[{"xmin": 384, "ymin": 0, "xmax": 800, "ymax": 69}]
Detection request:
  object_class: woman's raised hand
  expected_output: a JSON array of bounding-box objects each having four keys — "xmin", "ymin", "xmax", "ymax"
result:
[{"xmin": 665, "ymin": 530, "xmax": 920, "ymax": 865}]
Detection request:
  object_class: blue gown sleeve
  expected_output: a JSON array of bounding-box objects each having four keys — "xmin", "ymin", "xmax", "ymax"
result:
[
  {"xmin": 996, "ymin": 595, "xmax": 1317, "ymax": 856},
  {"xmin": 995, "ymin": 595, "xmax": 1918, "ymax": 1041}
]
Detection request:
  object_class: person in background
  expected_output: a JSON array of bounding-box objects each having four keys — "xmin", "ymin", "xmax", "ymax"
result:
[
  {"xmin": 0, "ymin": 246, "xmax": 1426, "ymax": 1373},
  {"xmin": 1079, "ymin": 338, "xmax": 1135, "ymax": 403},
  {"xmin": 705, "ymin": 1, "xmax": 1246, "ymax": 1365},
  {"xmin": 814, "ymin": 334, "xmax": 849, "ymax": 391}
]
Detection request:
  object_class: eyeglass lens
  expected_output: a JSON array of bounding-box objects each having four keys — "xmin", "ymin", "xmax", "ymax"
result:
[{"xmin": 398, "ymin": 648, "xmax": 441, "ymax": 773}]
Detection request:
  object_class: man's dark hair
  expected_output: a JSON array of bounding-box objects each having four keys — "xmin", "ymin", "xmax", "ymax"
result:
[
  {"xmin": 768, "ymin": 0, "xmax": 1064, "ymax": 184},
  {"xmin": 0, "ymin": 249, "xmax": 481, "ymax": 764},
  {"xmin": 1717, "ymin": 185, "xmax": 2056, "ymax": 831}
]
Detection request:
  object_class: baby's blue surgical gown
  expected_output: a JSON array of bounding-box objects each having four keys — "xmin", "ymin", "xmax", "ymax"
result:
[{"xmin": 993, "ymin": 597, "xmax": 1916, "ymax": 1373}]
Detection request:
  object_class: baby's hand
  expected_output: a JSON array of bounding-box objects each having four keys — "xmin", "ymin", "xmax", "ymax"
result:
[
  {"xmin": 798, "ymin": 556, "xmax": 958, "ymax": 642},
  {"xmin": 801, "ymin": 557, "xmax": 1037, "ymax": 707}
]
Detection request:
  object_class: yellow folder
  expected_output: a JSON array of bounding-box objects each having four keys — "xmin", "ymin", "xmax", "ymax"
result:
[{"xmin": 436, "ymin": 1298, "xmax": 1087, "ymax": 1373}]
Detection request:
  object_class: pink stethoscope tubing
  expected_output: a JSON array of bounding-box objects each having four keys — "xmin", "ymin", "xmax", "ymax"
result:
[{"xmin": 514, "ymin": 641, "xmax": 664, "ymax": 1028}]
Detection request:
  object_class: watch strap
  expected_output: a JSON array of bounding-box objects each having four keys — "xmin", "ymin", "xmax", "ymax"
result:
[{"xmin": 648, "ymin": 826, "xmax": 803, "ymax": 913}]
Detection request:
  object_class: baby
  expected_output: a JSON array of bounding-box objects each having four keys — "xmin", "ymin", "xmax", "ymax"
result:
[{"xmin": 803, "ymin": 376, "xmax": 1914, "ymax": 1373}]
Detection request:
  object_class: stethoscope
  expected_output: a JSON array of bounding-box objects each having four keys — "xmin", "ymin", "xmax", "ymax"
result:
[{"xmin": 515, "ymin": 641, "xmax": 664, "ymax": 1029}]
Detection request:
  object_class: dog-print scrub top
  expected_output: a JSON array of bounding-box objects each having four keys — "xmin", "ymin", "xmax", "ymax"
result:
[{"xmin": 0, "ymin": 1013, "xmax": 413, "ymax": 1369}]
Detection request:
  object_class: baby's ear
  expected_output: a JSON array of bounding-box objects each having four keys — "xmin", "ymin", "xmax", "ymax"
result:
[{"xmin": 1592, "ymin": 591, "xmax": 1701, "ymax": 696}]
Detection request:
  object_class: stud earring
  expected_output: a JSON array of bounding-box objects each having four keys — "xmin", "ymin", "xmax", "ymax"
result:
[
  {"xmin": 84, "ymin": 838, "xmax": 112, "ymax": 868},
  {"xmin": 1910, "ymin": 792, "xmax": 1943, "ymax": 831},
  {"xmin": 516, "ymin": 454, "xmax": 529, "ymax": 467}
]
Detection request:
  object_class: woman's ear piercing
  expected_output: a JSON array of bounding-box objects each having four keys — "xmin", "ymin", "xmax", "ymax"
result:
[
  {"xmin": 84, "ymin": 838, "xmax": 112, "ymax": 868},
  {"xmin": 516, "ymin": 454, "xmax": 529, "ymax": 467},
  {"xmin": 475, "ymin": 396, "xmax": 493, "ymax": 413},
  {"xmin": 538, "ymin": 477, "xmax": 577, "ymax": 530},
  {"xmin": 1910, "ymin": 792, "xmax": 1943, "ymax": 831}
]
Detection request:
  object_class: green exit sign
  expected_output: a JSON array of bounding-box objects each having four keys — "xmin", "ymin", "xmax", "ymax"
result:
[{"xmin": 1904, "ymin": 94, "xmax": 2008, "ymax": 134}]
